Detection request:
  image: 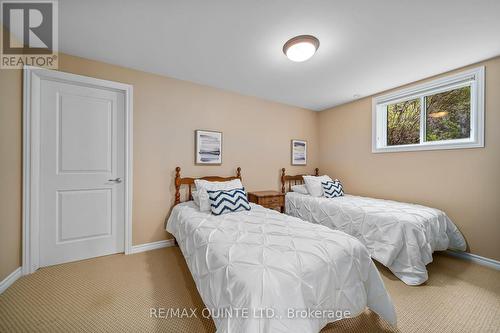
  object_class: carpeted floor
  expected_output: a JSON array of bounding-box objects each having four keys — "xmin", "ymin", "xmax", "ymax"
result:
[{"xmin": 0, "ymin": 247, "xmax": 499, "ymax": 333}]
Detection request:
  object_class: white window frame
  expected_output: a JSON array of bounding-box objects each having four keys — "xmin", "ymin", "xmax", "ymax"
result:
[{"xmin": 372, "ymin": 66, "xmax": 484, "ymax": 153}]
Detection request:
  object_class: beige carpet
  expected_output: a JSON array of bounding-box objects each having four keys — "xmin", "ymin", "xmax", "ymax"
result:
[{"xmin": 0, "ymin": 247, "xmax": 499, "ymax": 333}]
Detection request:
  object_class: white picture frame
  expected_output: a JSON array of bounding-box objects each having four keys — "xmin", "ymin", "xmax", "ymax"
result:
[
  {"xmin": 195, "ymin": 130, "xmax": 222, "ymax": 165},
  {"xmin": 291, "ymin": 139, "xmax": 307, "ymax": 165}
]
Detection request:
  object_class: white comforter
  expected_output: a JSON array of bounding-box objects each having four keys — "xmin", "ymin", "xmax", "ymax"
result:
[
  {"xmin": 285, "ymin": 192, "xmax": 467, "ymax": 285},
  {"xmin": 167, "ymin": 202, "xmax": 396, "ymax": 333}
]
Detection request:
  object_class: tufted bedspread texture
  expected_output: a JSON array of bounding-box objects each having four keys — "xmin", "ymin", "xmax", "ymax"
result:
[
  {"xmin": 167, "ymin": 202, "xmax": 396, "ymax": 333},
  {"xmin": 285, "ymin": 192, "xmax": 466, "ymax": 285}
]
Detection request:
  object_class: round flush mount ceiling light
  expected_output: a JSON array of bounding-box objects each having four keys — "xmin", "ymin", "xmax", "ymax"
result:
[{"xmin": 283, "ymin": 35, "xmax": 320, "ymax": 62}]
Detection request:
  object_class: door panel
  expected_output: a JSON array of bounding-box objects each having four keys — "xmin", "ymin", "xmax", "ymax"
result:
[
  {"xmin": 58, "ymin": 93, "xmax": 112, "ymax": 173},
  {"xmin": 39, "ymin": 78, "xmax": 125, "ymax": 267},
  {"xmin": 57, "ymin": 189, "xmax": 112, "ymax": 243}
]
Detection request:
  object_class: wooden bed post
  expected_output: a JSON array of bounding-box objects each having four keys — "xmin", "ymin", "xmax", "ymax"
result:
[
  {"xmin": 172, "ymin": 166, "xmax": 243, "ymax": 247},
  {"xmin": 281, "ymin": 168, "xmax": 286, "ymax": 193},
  {"xmin": 281, "ymin": 167, "xmax": 320, "ymax": 194},
  {"xmin": 175, "ymin": 166, "xmax": 181, "ymax": 205}
]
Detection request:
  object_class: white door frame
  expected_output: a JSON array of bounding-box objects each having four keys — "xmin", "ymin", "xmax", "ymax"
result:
[{"xmin": 22, "ymin": 66, "xmax": 133, "ymax": 275}]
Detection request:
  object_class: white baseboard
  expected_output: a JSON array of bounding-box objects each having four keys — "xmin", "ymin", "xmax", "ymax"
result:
[
  {"xmin": 130, "ymin": 239, "xmax": 175, "ymax": 254},
  {"xmin": 446, "ymin": 250, "xmax": 500, "ymax": 271},
  {"xmin": 0, "ymin": 267, "xmax": 22, "ymax": 294}
]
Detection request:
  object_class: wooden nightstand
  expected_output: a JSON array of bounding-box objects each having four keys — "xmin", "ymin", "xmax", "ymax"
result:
[{"xmin": 247, "ymin": 191, "xmax": 285, "ymax": 212}]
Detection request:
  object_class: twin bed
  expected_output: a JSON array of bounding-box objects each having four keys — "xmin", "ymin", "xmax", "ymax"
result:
[
  {"xmin": 281, "ymin": 168, "xmax": 467, "ymax": 286},
  {"xmin": 167, "ymin": 167, "xmax": 396, "ymax": 333},
  {"xmin": 166, "ymin": 166, "xmax": 466, "ymax": 332}
]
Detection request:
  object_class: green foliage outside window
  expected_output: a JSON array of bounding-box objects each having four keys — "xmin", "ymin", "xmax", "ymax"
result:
[
  {"xmin": 426, "ymin": 86, "xmax": 470, "ymax": 141},
  {"xmin": 386, "ymin": 86, "xmax": 471, "ymax": 146},
  {"xmin": 387, "ymin": 99, "xmax": 420, "ymax": 146}
]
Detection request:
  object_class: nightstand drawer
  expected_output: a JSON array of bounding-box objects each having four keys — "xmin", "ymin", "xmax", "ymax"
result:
[
  {"xmin": 260, "ymin": 196, "xmax": 284, "ymax": 207},
  {"xmin": 247, "ymin": 191, "xmax": 285, "ymax": 212}
]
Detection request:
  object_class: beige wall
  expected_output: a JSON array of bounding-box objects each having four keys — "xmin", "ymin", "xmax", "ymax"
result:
[
  {"xmin": 0, "ymin": 67, "xmax": 23, "ymax": 281},
  {"xmin": 1, "ymin": 52, "xmax": 498, "ymax": 281},
  {"xmin": 0, "ymin": 54, "xmax": 319, "ymax": 280},
  {"xmin": 319, "ymin": 56, "xmax": 500, "ymax": 261}
]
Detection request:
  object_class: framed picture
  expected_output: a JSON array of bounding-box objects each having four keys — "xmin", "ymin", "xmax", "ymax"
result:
[
  {"xmin": 291, "ymin": 139, "xmax": 307, "ymax": 165},
  {"xmin": 195, "ymin": 130, "xmax": 222, "ymax": 165}
]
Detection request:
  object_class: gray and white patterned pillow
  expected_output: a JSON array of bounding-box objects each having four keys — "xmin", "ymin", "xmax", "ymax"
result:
[
  {"xmin": 321, "ymin": 180, "xmax": 344, "ymax": 198},
  {"xmin": 207, "ymin": 188, "xmax": 251, "ymax": 215}
]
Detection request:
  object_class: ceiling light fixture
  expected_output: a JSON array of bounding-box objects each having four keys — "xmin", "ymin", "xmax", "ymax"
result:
[{"xmin": 283, "ymin": 35, "xmax": 320, "ymax": 62}]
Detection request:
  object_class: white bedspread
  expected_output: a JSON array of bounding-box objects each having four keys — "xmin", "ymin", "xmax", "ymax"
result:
[
  {"xmin": 167, "ymin": 202, "xmax": 396, "ymax": 333},
  {"xmin": 285, "ymin": 192, "xmax": 467, "ymax": 285}
]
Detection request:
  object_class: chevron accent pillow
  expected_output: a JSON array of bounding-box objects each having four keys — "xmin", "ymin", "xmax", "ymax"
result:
[
  {"xmin": 207, "ymin": 188, "xmax": 251, "ymax": 215},
  {"xmin": 321, "ymin": 180, "xmax": 344, "ymax": 198}
]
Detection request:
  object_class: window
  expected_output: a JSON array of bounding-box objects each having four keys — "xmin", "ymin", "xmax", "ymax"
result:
[{"xmin": 372, "ymin": 67, "xmax": 484, "ymax": 153}]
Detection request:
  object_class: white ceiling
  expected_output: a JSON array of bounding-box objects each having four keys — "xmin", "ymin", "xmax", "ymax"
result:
[{"xmin": 60, "ymin": 0, "xmax": 500, "ymax": 111}]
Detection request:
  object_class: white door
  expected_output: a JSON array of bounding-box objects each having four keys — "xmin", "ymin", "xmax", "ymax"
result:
[{"xmin": 39, "ymin": 77, "xmax": 125, "ymax": 267}]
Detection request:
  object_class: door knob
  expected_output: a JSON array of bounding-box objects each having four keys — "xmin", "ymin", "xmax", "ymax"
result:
[{"xmin": 108, "ymin": 177, "xmax": 122, "ymax": 183}]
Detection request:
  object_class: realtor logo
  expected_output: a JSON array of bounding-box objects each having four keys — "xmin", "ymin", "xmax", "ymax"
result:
[{"xmin": 1, "ymin": 0, "xmax": 58, "ymax": 69}]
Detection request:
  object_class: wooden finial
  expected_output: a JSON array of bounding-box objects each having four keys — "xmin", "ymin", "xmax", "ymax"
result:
[
  {"xmin": 281, "ymin": 168, "xmax": 286, "ymax": 193},
  {"xmin": 236, "ymin": 167, "xmax": 241, "ymax": 179},
  {"xmin": 315, "ymin": 168, "xmax": 319, "ymax": 176},
  {"xmin": 174, "ymin": 167, "xmax": 181, "ymax": 205}
]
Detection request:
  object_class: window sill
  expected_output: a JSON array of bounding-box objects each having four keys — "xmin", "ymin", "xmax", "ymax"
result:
[{"xmin": 372, "ymin": 140, "xmax": 484, "ymax": 153}]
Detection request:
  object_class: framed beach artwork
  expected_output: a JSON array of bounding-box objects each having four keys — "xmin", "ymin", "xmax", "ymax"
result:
[
  {"xmin": 195, "ymin": 130, "xmax": 222, "ymax": 165},
  {"xmin": 291, "ymin": 139, "xmax": 307, "ymax": 165}
]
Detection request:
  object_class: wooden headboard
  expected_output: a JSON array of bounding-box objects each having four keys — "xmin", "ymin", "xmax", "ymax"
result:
[
  {"xmin": 281, "ymin": 167, "xmax": 319, "ymax": 193},
  {"xmin": 174, "ymin": 166, "xmax": 242, "ymax": 205}
]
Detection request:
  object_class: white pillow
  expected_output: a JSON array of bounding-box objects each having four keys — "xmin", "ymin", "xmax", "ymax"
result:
[
  {"xmin": 192, "ymin": 190, "xmax": 200, "ymax": 205},
  {"xmin": 302, "ymin": 175, "xmax": 333, "ymax": 197},
  {"xmin": 291, "ymin": 184, "xmax": 309, "ymax": 195},
  {"xmin": 194, "ymin": 179, "xmax": 243, "ymax": 212}
]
